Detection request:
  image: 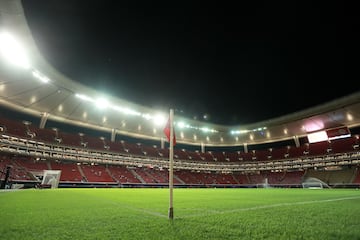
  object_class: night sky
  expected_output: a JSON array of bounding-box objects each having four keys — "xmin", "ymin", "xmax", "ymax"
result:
[{"xmin": 21, "ymin": 1, "xmax": 359, "ymax": 125}]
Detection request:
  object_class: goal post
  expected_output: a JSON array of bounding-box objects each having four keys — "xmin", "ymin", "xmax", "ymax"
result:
[
  {"xmin": 302, "ymin": 181, "xmax": 323, "ymax": 189},
  {"xmin": 256, "ymin": 178, "xmax": 272, "ymax": 188},
  {"xmin": 41, "ymin": 170, "xmax": 61, "ymax": 189},
  {"xmin": 302, "ymin": 177, "xmax": 330, "ymax": 189}
]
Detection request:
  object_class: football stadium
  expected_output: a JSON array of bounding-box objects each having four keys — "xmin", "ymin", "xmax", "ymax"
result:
[{"xmin": 1, "ymin": 1, "xmax": 360, "ymax": 239}]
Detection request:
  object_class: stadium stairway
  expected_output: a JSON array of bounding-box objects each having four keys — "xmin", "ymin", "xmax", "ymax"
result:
[
  {"xmin": 231, "ymin": 175, "xmax": 241, "ymax": 184},
  {"xmin": 105, "ymin": 166, "xmax": 117, "ymax": 183},
  {"xmin": 174, "ymin": 175, "xmax": 185, "ymax": 184},
  {"xmin": 143, "ymin": 169, "xmax": 161, "ymax": 183},
  {"xmin": 129, "ymin": 169, "xmax": 145, "ymax": 184},
  {"xmin": 77, "ymin": 164, "xmax": 87, "ymax": 182}
]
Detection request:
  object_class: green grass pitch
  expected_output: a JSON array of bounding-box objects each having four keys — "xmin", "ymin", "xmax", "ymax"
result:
[{"xmin": 0, "ymin": 188, "xmax": 359, "ymax": 240}]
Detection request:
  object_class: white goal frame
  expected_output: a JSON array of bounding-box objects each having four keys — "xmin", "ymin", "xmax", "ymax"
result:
[
  {"xmin": 302, "ymin": 177, "xmax": 330, "ymax": 189},
  {"xmin": 302, "ymin": 182, "xmax": 323, "ymax": 189},
  {"xmin": 41, "ymin": 170, "xmax": 61, "ymax": 188}
]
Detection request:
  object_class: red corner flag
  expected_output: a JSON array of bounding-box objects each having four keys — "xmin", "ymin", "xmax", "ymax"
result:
[{"xmin": 163, "ymin": 116, "xmax": 176, "ymax": 146}]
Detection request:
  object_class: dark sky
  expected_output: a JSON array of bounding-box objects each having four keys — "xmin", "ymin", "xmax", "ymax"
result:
[{"xmin": 21, "ymin": 1, "xmax": 359, "ymax": 125}]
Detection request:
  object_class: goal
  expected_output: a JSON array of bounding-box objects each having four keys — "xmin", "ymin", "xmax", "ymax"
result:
[
  {"xmin": 41, "ymin": 170, "xmax": 61, "ymax": 188},
  {"xmin": 256, "ymin": 178, "xmax": 272, "ymax": 188},
  {"xmin": 302, "ymin": 177, "xmax": 330, "ymax": 189}
]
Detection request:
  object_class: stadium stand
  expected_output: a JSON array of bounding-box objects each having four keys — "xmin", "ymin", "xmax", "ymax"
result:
[
  {"xmin": 49, "ymin": 161, "xmax": 84, "ymax": 182},
  {"xmin": 107, "ymin": 165, "xmax": 141, "ymax": 184},
  {"xmin": 80, "ymin": 164, "xmax": 115, "ymax": 183},
  {"xmin": 1, "ymin": 112, "xmax": 360, "ymax": 189}
]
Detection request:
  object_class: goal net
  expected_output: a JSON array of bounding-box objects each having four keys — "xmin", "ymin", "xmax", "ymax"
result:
[
  {"xmin": 41, "ymin": 170, "xmax": 61, "ymax": 189},
  {"xmin": 302, "ymin": 177, "xmax": 330, "ymax": 189},
  {"xmin": 256, "ymin": 178, "xmax": 272, "ymax": 188}
]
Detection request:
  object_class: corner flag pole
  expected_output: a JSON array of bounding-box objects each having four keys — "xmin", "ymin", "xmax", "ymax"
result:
[{"xmin": 168, "ymin": 108, "xmax": 174, "ymax": 219}]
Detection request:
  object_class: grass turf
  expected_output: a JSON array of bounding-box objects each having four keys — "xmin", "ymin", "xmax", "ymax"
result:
[{"xmin": 0, "ymin": 188, "xmax": 359, "ymax": 240}]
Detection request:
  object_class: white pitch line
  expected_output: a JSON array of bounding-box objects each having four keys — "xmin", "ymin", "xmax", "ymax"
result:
[
  {"xmin": 120, "ymin": 204, "xmax": 168, "ymax": 218},
  {"xmin": 179, "ymin": 196, "xmax": 360, "ymax": 219}
]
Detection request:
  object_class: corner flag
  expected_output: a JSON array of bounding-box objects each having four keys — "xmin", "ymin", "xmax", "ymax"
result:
[{"xmin": 163, "ymin": 115, "xmax": 176, "ymax": 146}]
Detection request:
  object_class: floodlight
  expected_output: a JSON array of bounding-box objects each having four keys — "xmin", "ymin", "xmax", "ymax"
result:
[
  {"xmin": 152, "ymin": 114, "xmax": 166, "ymax": 126},
  {"xmin": 32, "ymin": 70, "xmax": 50, "ymax": 83},
  {"xmin": 177, "ymin": 122, "xmax": 185, "ymax": 128},
  {"xmin": 201, "ymin": 127, "xmax": 210, "ymax": 133},
  {"xmin": 75, "ymin": 93, "xmax": 93, "ymax": 102},
  {"xmin": 112, "ymin": 106, "xmax": 141, "ymax": 116},
  {"xmin": 142, "ymin": 113, "xmax": 151, "ymax": 120},
  {"xmin": 0, "ymin": 31, "xmax": 30, "ymax": 69},
  {"xmin": 95, "ymin": 98, "xmax": 109, "ymax": 109}
]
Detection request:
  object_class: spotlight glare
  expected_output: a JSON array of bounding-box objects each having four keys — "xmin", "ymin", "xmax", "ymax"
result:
[
  {"xmin": 0, "ymin": 32, "xmax": 30, "ymax": 69},
  {"xmin": 95, "ymin": 98, "xmax": 109, "ymax": 109},
  {"xmin": 153, "ymin": 114, "xmax": 166, "ymax": 126}
]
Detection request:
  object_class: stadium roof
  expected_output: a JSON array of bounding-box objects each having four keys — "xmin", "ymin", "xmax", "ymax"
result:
[{"xmin": 1, "ymin": 0, "xmax": 360, "ymax": 146}]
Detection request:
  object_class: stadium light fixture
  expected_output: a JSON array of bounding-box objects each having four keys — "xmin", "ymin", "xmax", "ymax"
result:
[
  {"xmin": 0, "ymin": 31, "xmax": 30, "ymax": 69},
  {"xmin": 95, "ymin": 98, "xmax": 109, "ymax": 109},
  {"xmin": 152, "ymin": 114, "xmax": 166, "ymax": 126},
  {"xmin": 32, "ymin": 69, "xmax": 50, "ymax": 83},
  {"xmin": 230, "ymin": 129, "xmax": 249, "ymax": 135},
  {"xmin": 200, "ymin": 127, "xmax": 210, "ymax": 133},
  {"xmin": 74, "ymin": 91, "xmax": 219, "ymax": 134},
  {"xmin": 75, "ymin": 93, "xmax": 94, "ymax": 102},
  {"xmin": 177, "ymin": 121, "xmax": 185, "ymax": 128},
  {"xmin": 142, "ymin": 113, "xmax": 151, "ymax": 120},
  {"xmin": 111, "ymin": 105, "xmax": 141, "ymax": 116}
]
